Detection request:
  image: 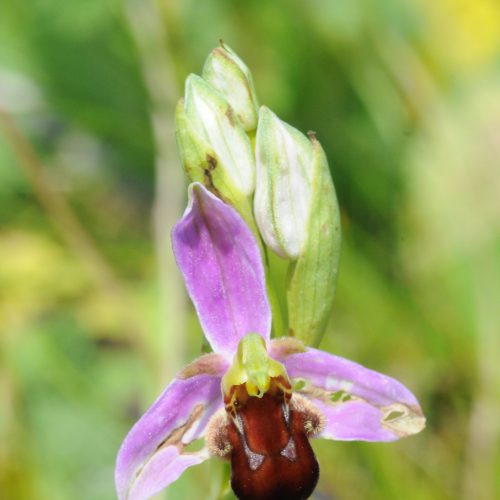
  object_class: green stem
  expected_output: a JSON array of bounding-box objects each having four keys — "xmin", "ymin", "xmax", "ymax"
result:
[{"xmin": 236, "ymin": 196, "xmax": 286, "ymax": 339}]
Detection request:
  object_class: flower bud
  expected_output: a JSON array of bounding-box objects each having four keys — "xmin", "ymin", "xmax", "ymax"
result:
[
  {"xmin": 202, "ymin": 42, "xmax": 259, "ymax": 132},
  {"xmin": 254, "ymin": 106, "xmax": 315, "ymax": 259},
  {"xmin": 180, "ymin": 74, "xmax": 255, "ymax": 197},
  {"xmin": 254, "ymin": 106, "xmax": 341, "ymax": 346},
  {"xmin": 286, "ymin": 134, "xmax": 341, "ymax": 347}
]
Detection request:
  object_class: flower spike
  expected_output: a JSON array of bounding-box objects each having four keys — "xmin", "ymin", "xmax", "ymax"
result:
[{"xmin": 116, "ymin": 43, "xmax": 425, "ymax": 500}]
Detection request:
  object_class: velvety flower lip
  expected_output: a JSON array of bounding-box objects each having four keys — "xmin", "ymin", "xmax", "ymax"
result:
[{"xmin": 115, "ymin": 183, "xmax": 425, "ymax": 500}]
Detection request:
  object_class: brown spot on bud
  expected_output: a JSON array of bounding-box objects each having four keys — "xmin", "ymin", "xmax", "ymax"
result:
[
  {"xmin": 306, "ymin": 130, "xmax": 317, "ymax": 142},
  {"xmin": 225, "ymin": 106, "xmax": 236, "ymax": 127}
]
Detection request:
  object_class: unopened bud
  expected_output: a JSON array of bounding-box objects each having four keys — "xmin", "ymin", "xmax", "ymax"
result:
[
  {"xmin": 286, "ymin": 134, "xmax": 341, "ymax": 347},
  {"xmin": 202, "ymin": 42, "xmax": 259, "ymax": 132},
  {"xmin": 254, "ymin": 107, "xmax": 341, "ymax": 346},
  {"xmin": 180, "ymin": 74, "xmax": 255, "ymax": 196},
  {"xmin": 254, "ymin": 106, "xmax": 314, "ymax": 259}
]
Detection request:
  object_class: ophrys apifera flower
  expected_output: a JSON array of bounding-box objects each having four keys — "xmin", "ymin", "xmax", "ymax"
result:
[{"xmin": 115, "ymin": 184, "xmax": 425, "ymax": 500}]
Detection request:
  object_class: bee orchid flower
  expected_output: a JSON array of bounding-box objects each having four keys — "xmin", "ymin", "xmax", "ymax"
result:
[{"xmin": 115, "ymin": 183, "xmax": 425, "ymax": 500}]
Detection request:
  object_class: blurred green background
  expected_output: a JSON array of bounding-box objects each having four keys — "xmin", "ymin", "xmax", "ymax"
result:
[{"xmin": 1, "ymin": 1, "xmax": 500, "ymax": 499}]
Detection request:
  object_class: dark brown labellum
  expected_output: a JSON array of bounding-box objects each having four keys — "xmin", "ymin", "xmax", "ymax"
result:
[{"xmin": 226, "ymin": 380, "xmax": 319, "ymax": 500}]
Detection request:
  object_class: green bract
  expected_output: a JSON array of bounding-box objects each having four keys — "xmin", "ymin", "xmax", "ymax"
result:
[
  {"xmin": 254, "ymin": 106, "xmax": 341, "ymax": 345},
  {"xmin": 286, "ymin": 135, "xmax": 341, "ymax": 346}
]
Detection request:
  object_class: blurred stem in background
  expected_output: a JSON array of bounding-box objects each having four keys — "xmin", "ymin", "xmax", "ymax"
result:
[
  {"xmin": 0, "ymin": 107, "xmax": 147, "ymax": 357},
  {"xmin": 463, "ymin": 256, "xmax": 500, "ymax": 500},
  {"xmin": 124, "ymin": 0, "xmax": 186, "ymax": 384}
]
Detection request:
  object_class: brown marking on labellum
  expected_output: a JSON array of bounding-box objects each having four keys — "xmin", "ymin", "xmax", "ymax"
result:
[{"xmin": 227, "ymin": 380, "xmax": 319, "ymax": 500}]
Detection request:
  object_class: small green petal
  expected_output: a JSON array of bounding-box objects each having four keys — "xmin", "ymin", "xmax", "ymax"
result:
[{"xmin": 221, "ymin": 333, "xmax": 288, "ymax": 398}]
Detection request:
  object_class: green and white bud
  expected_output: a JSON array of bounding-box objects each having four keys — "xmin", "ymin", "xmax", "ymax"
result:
[
  {"xmin": 254, "ymin": 107, "xmax": 341, "ymax": 346},
  {"xmin": 254, "ymin": 106, "xmax": 315, "ymax": 259},
  {"xmin": 202, "ymin": 42, "xmax": 259, "ymax": 132},
  {"xmin": 175, "ymin": 98, "xmax": 256, "ymax": 233},
  {"xmin": 286, "ymin": 134, "xmax": 341, "ymax": 346},
  {"xmin": 181, "ymin": 74, "xmax": 255, "ymax": 196}
]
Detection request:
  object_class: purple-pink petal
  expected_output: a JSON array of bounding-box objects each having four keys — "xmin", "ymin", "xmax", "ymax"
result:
[
  {"xmin": 311, "ymin": 399, "xmax": 400, "ymax": 442},
  {"xmin": 273, "ymin": 345, "xmax": 425, "ymax": 441},
  {"xmin": 278, "ymin": 347, "xmax": 419, "ymax": 407},
  {"xmin": 115, "ymin": 354, "xmax": 228, "ymax": 500},
  {"xmin": 172, "ymin": 183, "xmax": 271, "ymax": 355},
  {"xmin": 125, "ymin": 446, "xmax": 208, "ymax": 500}
]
